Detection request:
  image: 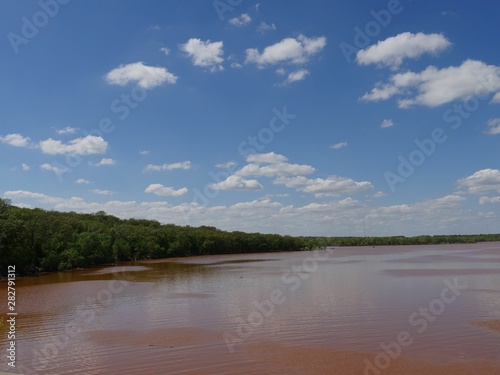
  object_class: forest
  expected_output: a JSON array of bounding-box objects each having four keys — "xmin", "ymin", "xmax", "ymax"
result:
[{"xmin": 1, "ymin": 198, "xmax": 499, "ymax": 275}]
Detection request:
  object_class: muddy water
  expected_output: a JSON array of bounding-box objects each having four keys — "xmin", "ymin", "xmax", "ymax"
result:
[{"xmin": 1, "ymin": 243, "xmax": 500, "ymax": 374}]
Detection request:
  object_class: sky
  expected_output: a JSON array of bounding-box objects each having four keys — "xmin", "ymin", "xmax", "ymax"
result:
[{"xmin": 1, "ymin": 0, "xmax": 499, "ymax": 236}]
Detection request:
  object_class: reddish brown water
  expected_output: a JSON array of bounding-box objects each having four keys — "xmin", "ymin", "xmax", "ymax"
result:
[{"xmin": 1, "ymin": 243, "xmax": 500, "ymax": 374}]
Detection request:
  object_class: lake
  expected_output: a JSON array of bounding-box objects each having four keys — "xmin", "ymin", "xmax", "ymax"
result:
[{"xmin": 1, "ymin": 242, "xmax": 500, "ymax": 374}]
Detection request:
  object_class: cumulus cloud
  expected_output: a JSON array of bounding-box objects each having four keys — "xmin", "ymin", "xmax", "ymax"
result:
[
  {"xmin": 457, "ymin": 169, "xmax": 500, "ymax": 194},
  {"xmin": 145, "ymin": 184, "xmax": 188, "ymax": 197},
  {"xmin": 229, "ymin": 13, "xmax": 251, "ymax": 27},
  {"xmin": 479, "ymin": 196, "xmax": 500, "ymax": 205},
  {"xmin": 357, "ymin": 32, "xmax": 451, "ymax": 70},
  {"xmin": 360, "ymin": 83, "xmax": 401, "ymax": 103},
  {"xmin": 105, "ymin": 62, "xmax": 178, "ymax": 89},
  {"xmin": 330, "ymin": 142, "xmax": 348, "ymax": 149},
  {"xmin": 56, "ymin": 126, "xmax": 78, "ymax": 135},
  {"xmin": 90, "ymin": 189, "xmax": 115, "ymax": 195},
  {"xmin": 231, "ymin": 152, "xmax": 315, "ymax": 179},
  {"xmin": 256, "ymin": 21, "xmax": 276, "ymax": 34},
  {"xmin": 361, "ymin": 59, "xmax": 500, "ymax": 107},
  {"xmin": 0, "ymin": 133, "xmax": 31, "ymax": 148},
  {"xmin": 160, "ymin": 47, "xmax": 170, "ymax": 56},
  {"xmin": 144, "ymin": 161, "xmax": 192, "ymax": 172},
  {"xmin": 181, "ymin": 38, "xmax": 224, "ymax": 72},
  {"xmin": 245, "ymin": 34, "xmax": 326, "ymax": 66},
  {"xmin": 39, "ymin": 135, "xmax": 108, "ymax": 155},
  {"xmin": 237, "ymin": 162, "xmax": 315, "ymax": 178},
  {"xmin": 40, "ymin": 163, "xmax": 68, "ymax": 175},
  {"xmin": 245, "ymin": 152, "xmax": 287, "ymax": 164},
  {"xmin": 3, "ymin": 190, "xmax": 489, "ymax": 236},
  {"xmin": 215, "ymin": 161, "xmax": 237, "ymax": 169},
  {"xmin": 75, "ymin": 178, "xmax": 90, "ymax": 184},
  {"xmin": 274, "ymin": 175, "xmax": 373, "ymax": 197},
  {"xmin": 282, "ymin": 69, "xmax": 310, "ymax": 85},
  {"xmin": 491, "ymin": 92, "xmax": 500, "ymax": 104},
  {"xmin": 485, "ymin": 118, "xmax": 500, "ymax": 135},
  {"xmin": 210, "ymin": 175, "xmax": 263, "ymax": 191},
  {"xmin": 381, "ymin": 119, "xmax": 394, "ymax": 128},
  {"xmin": 90, "ymin": 158, "xmax": 116, "ymax": 167}
]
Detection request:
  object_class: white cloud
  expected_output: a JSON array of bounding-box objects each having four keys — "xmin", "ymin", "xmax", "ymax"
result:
[
  {"xmin": 491, "ymin": 92, "xmax": 500, "ymax": 104},
  {"xmin": 210, "ymin": 175, "xmax": 263, "ymax": 191},
  {"xmin": 274, "ymin": 175, "xmax": 373, "ymax": 197},
  {"xmin": 215, "ymin": 161, "xmax": 237, "ymax": 169},
  {"xmin": 361, "ymin": 59, "xmax": 500, "ymax": 107},
  {"xmin": 479, "ymin": 196, "xmax": 500, "ymax": 205},
  {"xmin": 245, "ymin": 34, "xmax": 326, "ymax": 66},
  {"xmin": 21, "ymin": 163, "xmax": 30, "ymax": 171},
  {"xmin": 381, "ymin": 119, "xmax": 394, "ymax": 128},
  {"xmin": 90, "ymin": 189, "xmax": 115, "ymax": 196},
  {"xmin": 3, "ymin": 190, "xmax": 491, "ymax": 236},
  {"xmin": 144, "ymin": 161, "xmax": 192, "ymax": 172},
  {"xmin": 139, "ymin": 150, "xmax": 150, "ymax": 155},
  {"xmin": 105, "ymin": 62, "xmax": 178, "ymax": 89},
  {"xmin": 485, "ymin": 118, "xmax": 500, "ymax": 135},
  {"xmin": 245, "ymin": 152, "xmax": 287, "ymax": 164},
  {"xmin": 330, "ymin": 142, "xmax": 348, "ymax": 150},
  {"xmin": 160, "ymin": 47, "xmax": 170, "ymax": 56},
  {"xmin": 228, "ymin": 54, "xmax": 242, "ymax": 69},
  {"xmin": 282, "ymin": 69, "xmax": 310, "ymax": 85},
  {"xmin": 56, "ymin": 126, "xmax": 78, "ymax": 135},
  {"xmin": 40, "ymin": 163, "xmax": 67, "ymax": 175},
  {"xmin": 90, "ymin": 158, "xmax": 116, "ymax": 167},
  {"xmin": 39, "ymin": 135, "xmax": 108, "ymax": 155},
  {"xmin": 373, "ymin": 191, "xmax": 387, "ymax": 198},
  {"xmin": 256, "ymin": 21, "xmax": 276, "ymax": 34},
  {"xmin": 75, "ymin": 178, "xmax": 90, "ymax": 184},
  {"xmin": 231, "ymin": 152, "xmax": 315, "ymax": 179},
  {"xmin": 145, "ymin": 184, "xmax": 188, "ymax": 197},
  {"xmin": 360, "ymin": 83, "xmax": 401, "ymax": 102},
  {"xmin": 5, "ymin": 191, "xmax": 49, "ymax": 200},
  {"xmin": 357, "ymin": 32, "xmax": 451, "ymax": 70},
  {"xmin": 181, "ymin": 38, "xmax": 224, "ymax": 72},
  {"xmin": 457, "ymin": 169, "xmax": 500, "ymax": 195},
  {"xmin": 229, "ymin": 13, "xmax": 251, "ymax": 27},
  {"xmin": 0, "ymin": 133, "xmax": 31, "ymax": 148},
  {"xmin": 237, "ymin": 162, "xmax": 315, "ymax": 178}
]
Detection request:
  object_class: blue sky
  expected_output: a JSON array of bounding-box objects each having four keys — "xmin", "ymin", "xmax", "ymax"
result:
[{"xmin": 1, "ymin": 0, "xmax": 500, "ymax": 236}]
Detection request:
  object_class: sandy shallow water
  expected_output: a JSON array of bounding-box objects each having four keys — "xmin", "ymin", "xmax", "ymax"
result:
[{"xmin": 1, "ymin": 242, "xmax": 500, "ymax": 374}]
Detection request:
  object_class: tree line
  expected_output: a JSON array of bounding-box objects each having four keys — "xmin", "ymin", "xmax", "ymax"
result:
[{"xmin": 1, "ymin": 198, "xmax": 499, "ymax": 275}]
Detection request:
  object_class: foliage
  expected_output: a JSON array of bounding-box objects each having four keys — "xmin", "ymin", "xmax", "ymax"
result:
[
  {"xmin": 0, "ymin": 199, "xmax": 302, "ymax": 274},
  {"xmin": 1, "ymin": 198, "xmax": 499, "ymax": 275}
]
